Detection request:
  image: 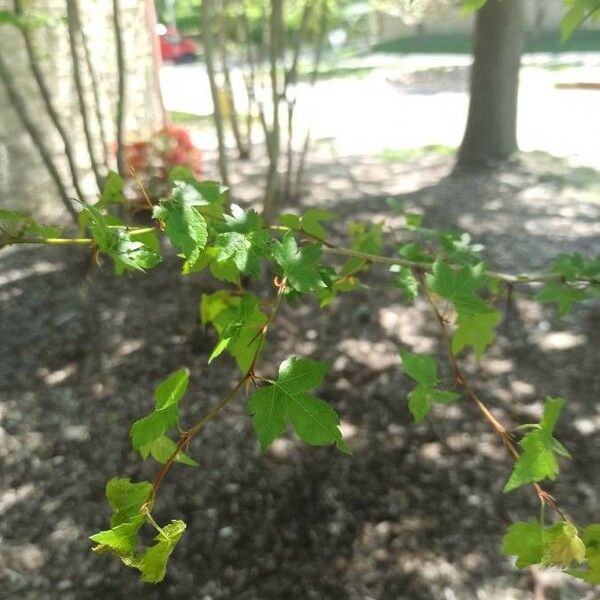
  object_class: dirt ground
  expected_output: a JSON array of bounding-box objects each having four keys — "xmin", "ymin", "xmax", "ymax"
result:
[{"xmin": 2, "ymin": 152, "xmax": 600, "ymax": 600}]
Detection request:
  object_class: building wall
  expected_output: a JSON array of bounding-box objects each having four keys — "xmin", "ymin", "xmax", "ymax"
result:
[
  {"xmin": 376, "ymin": 0, "xmax": 600, "ymax": 41},
  {"xmin": 0, "ymin": 0, "xmax": 164, "ymax": 221}
]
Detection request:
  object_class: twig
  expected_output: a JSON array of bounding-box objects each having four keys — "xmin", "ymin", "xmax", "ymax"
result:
[
  {"xmin": 416, "ymin": 270, "xmax": 569, "ymax": 522},
  {"xmin": 144, "ymin": 277, "xmax": 288, "ymax": 509}
]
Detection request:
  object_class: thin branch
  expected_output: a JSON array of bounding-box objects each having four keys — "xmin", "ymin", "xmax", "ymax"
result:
[
  {"xmin": 219, "ymin": 0, "xmax": 249, "ymax": 159},
  {"xmin": 2, "ymin": 224, "xmax": 596, "ymax": 288},
  {"xmin": 416, "ymin": 270, "xmax": 569, "ymax": 522},
  {"xmin": 145, "ymin": 277, "xmax": 288, "ymax": 507},
  {"xmin": 66, "ymin": 0, "xmax": 104, "ymax": 190},
  {"xmin": 76, "ymin": 0, "xmax": 110, "ymax": 169},
  {"xmin": 112, "ymin": 0, "xmax": 127, "ymax": 177}
]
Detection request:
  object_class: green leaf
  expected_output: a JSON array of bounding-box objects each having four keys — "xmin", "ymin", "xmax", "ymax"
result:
[
  {"xmin": 391, "ymin": 265, "xmax": 419, "ymax": 302},
  {"xmin": 168, "ymin": 171, "xmax": 226, "ymax": 219},
  {"xmin": 400, "ymin": 350, "xmax": 460, "ymax": 424},
  {"xmin": 427, "ymin": 260, "xmax": 491, "ymax": 316},
  {"xmin": 105, "ymin": 478, "xmax": 152, "ymax": 527},
  {"xmin": 109, "ymin": 230, "xmax": 162, "ymax": 273},
  {"xmin": 398, "ymin": 241, "xmax": 432, "ymax": 264},
  {"xmin": 561, "ymin": 0, "xmax": 597, "ymax": 40},
  {"xmin": 154, "ymin": 368, "xmax": 189, "ymax": 409},
  {"xmin": 280, "ymin": 209, "xmax": 336, "ymax": 240},
  {"xmin": 247, "ymin": 357, "xmax": 350, "ymax": 454},
  {"xmin": 130, "ymin": 406, "xmax": 179, "ymax": 450},
  {"xmin": 272, "ymin": 232, "xmax": 325, "ymax": 293},
  {"xmin": 90, "ymin": 515, "xmax": 145, "ymax": 555},
  {"xmin": 540, "ymin": 397, "xmax": 566, "ymax": 434},
  {"xmin": 83, "ymin": 205, "xmax": 161, "ymax": 273},
  {"xmin": 452, "ymin": 310, "xmax": 501, "ymax": 358},
  {"xmin": 461, "ymin": 0, "xmax": 487, "ymax": 14},
  {"xmin": 133, "ymin": 520, "xmax": 186, "ymax": 583},
  {"xmin": 504, "ymin": 397, "xmax": 568, "ymax": 492},
  {"xmin": 139, "ymin": 435, "xmax": 198, "ymax": 467},
  {"xmin": 399, "ymin": 350, "xmax": 437, "ymax": 387},
  {"xmin": 99, "ymin": 171, "xmax": 124, "ymax": 207},
  {"xmin": 201, "ymin": 292, "xmax": 267, "ymax": 373},
  {"xmin": 569, "ymin": 524, "xmax": 600, "ymax": 582},
  {"xmin": 407, "ymin": 385, "xmax": 432, "ymax": 424},
  {"xmin": 214, "ymin": 230, "xmax": 269, "ymax": 276},
  {"xmin": 219, "ymin": 203, "xmax": 263, "ymax": 234},
  {"xmin": 152, "ymin": 187, "xmax": 208, "ymax": 262},
  {"xmin": 276, "ymin": 355, "xmax": 329, "ymax": 392},
  {"xmin": 504, "ymin": 430, "xmax": 559, "ymax": 492},
  {"xmin": 340, "ymin": 223, "xmax": 383, "ymax": 275},
  {"xmin": 535, "ymin": 281, "xmax": 587, "ymax": 316},
  {"xmin": 543, "ymin": 521, "xmax": 586, "ymax": 566},
  {"xmin": 131, "ymin": 369, "xmax": 189, "ymax": 451},
  {"xmin": 502, "ymin": 522, "xmax": 544, "ymax": 568}
]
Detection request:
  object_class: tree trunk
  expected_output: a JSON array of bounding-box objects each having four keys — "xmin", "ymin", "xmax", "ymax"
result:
[
  {"xmin": 67, "ymin": 0, "xmax": 105, "ymax": 190},
  {"xmin": 112, "ymin": 0, "xmax": 127, "ymax": 178},
  {"xmin": 14, "ymin": 0, "xmax": 88, "ymax": 204},
  {"xmin": 262, "ymin": 0, "xmax": 283, "ymax": 225},
  {"xmin": 202, "ymin": 0, "xmax": 230, "ymax": 189},
  {"xmin": 457, "ymin": 0, "xmax": 525, "ymax": 168},
  {"xmin": 0, "ymin": 53, "xmax": 77, "ymax": 220}
]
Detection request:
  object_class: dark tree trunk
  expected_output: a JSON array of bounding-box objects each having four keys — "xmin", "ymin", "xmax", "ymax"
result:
[{"xmin": 457, "ymin": 0, "xmax": 525, "ymax": 168}]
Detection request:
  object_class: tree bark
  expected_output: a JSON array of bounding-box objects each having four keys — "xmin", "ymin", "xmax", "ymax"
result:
[
  {"xmin": 262, "ymin": 0, "xmax": 283, "ymax": 225},
  {"xmin": 457, "ymin": 0, "xmax": 525, "ymax": 168},
  {"xmin": 112, "ymin": 0, "xmax": 127, "ymax": 177},
  {"xmin": 0, "ymin": 53, "xmax": 77, "ymax": 220},
  {"xmin": 14, "ymin": 0, "xmax": 88, "ymax": 204},
  {"xmin": 66, "ymin": 0, "xmax": 105, "ymax": 190}
]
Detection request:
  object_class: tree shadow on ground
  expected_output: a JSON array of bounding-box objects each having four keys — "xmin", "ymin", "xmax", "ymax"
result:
[{"xmin": 1, "ymin": 152, "xmax": 600, "ymax": 599}]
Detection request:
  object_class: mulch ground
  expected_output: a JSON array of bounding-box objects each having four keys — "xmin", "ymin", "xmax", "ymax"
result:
[{"xmin": 2, "ymin": 153, "xmax": 600, "ymax": 599}]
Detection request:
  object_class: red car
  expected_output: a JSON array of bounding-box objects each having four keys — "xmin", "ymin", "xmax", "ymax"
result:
[{"xmin": 159, "ymin": 26, "xmax": 199, "ymax": 64}]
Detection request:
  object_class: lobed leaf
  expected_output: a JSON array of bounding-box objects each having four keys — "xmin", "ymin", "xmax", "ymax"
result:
[{"xmin": 247, "ymin": 357, "xmax": 350, "ymax": 454}]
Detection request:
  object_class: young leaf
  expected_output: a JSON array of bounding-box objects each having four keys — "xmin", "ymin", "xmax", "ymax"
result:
[
  {"xmin": 90, "ymin": 515, "xmax": 145, "ymax": 555},
  {"xmin": 400, "ymin": 350, "xmax": 460, "ymax": 424},
  {"xmin": 452, "ymin": 310, "xmax": 501, "ymax": 358},
  {"xmin": 502, "ymin": 522, "xmax": 544, "ymax": 568},
  {"xmin": 247, "ymin": 357, "xmax": 350, "ymax": 454},
  {"xmin": 154, "ymin": 368, "xmax": 189, "ymax": 409},
  {"xmin": 99, "ymin": 171, "xmax": 124, "ymax": 207},
  {"xmin": 272, "ymin": 232, "xmax": 325, "ymax": 293},
  {"xmin": 105, "ymin": 478, "xmax": 152, "ymax": 527},
  {"xmin": 213, "ymin": 230, "xmax": 269, "ymax": 276},
  {"xmin": 400, "ymin": 351, "xmax": 437, "ymax": 387},
  {"xmin": 535, "ymin": 281, "xmax": 587, "ymax": 317},
  {"xmin": 504, "ymin": 397, "xmax": 569, "ymax": 492},
  {"xmin": 152, "ymin": 187, "xmax": 208, "ymax": 262},
  {"xmin": 543, "ymin": 521, "xmax": 586, "ymax": 566},
  {"xmin": 200, "ymin": 292, "xmax": 267, "ymax": 373},
  {"xmin": 280, "ymin": 209, "xmax": 336, "ymax": 240},
  {"xmin": 130, "ymin": 369, "xmax": 189, "ymax": 452},
  {"xmin": 461, "ymin": 0, "xmax": 487, "ymax": 15},
  {"xmin": 139, "ymin": 435, "xmax": 198, "ymax": 467},
  {"xmin": 135, "ymin": 520, "xmax": 186, "ymax": 583},
  {"xmin": 426, "ymin": 260, "xmax": 490, "ymax": 316},
  {"xmin": 391, "ymin": 265, "xmax": 419, "ymax": 302},
  {"xmin": 568, "ymin": 524, "xmax": 600, "ymax": 583},
  {"xmin": 167, "ymin": 174, "xmax": 226, "ymax": 220}
]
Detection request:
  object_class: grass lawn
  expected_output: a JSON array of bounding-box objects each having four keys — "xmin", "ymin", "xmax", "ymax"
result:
[{"xmin": 373, "ymin": 29, "xmax": 600, "ymax": 55}]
